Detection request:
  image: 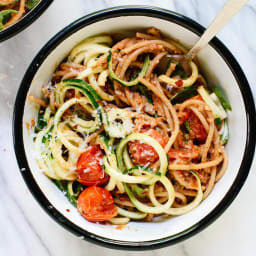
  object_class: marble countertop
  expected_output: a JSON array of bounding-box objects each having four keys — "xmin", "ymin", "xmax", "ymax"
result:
[{"xmin": 0, "ymin": 0, "xmax": 256, "ymax": 255}]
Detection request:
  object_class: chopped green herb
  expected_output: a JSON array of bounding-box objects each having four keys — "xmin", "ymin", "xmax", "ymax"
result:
[
  {"xmin": 66, "ymin": 184, "xmax": 78, "ymax": 207},
  {"xmin": 49, "ymin": 125, "xmax": 54, "ymax": 133},
  {"xmin": 213, "ymin": 87, "xmax": 232, "ymax": 111},
  {"xmin": 73, "ymin": 182, "xmax": 84, "ymax": 196},
  {"xmin": 184, "ymin": 121, "xmax": 191, "ymax": 132},
  {"xmin": 2, "ymin": 12, "xmax": 10, "ymax": 23},
  {"xmin": 35, "ymin": 109, "xmax": 47, "ymax": 133},
  {"xmin": 156, "ymin": 171, "xmax": 161, "ymax": 177},
  {"xmin": 215, "ymin": 117, "xmax": 222, "ymax": 127},
  {"xmin": 0, "ymin": 10, "xmax": 18, "ymax": 30},
  {"xmin": 42, "ymin": 136, "xmax": 46, "ymax": 143},
  {"xmin": 25, "ymin": 0, "xmax": 39, "ymax": 9},
  {"xmin": 50, "ymin": 153, "xmax": 54, "ymax": 159},
  {"xmin": 54, "ymin": 180, "xmax": 65, "ymax": 191},
  {"xmin": 172, "ymin": 63, "xmax": 189, "ymax": 79},
  {"xmin": 122, "ymin": 170, "xmax": 129, "ymax": 174},
  {"xmin": 171, "ymin": 85, "xmax": 198, "ymax": 104},
  {"xmin": 138, "ymin": 84, "xmax": 153, "ymax": 104},
  {"xmin": 53, "ymin": 180, "xmax": 79, "ymax": 207},
  {"xmin": 129, "ymin": 165, "xmax": 154, "ymax": 174}
]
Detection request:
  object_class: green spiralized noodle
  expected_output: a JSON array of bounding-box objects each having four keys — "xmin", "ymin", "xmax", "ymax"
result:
[
  {"xmin": 54, "ymin": 97, "xmax": 97, "ymax": 129},
  {"xmin": 86, "ymin": 58, "xmax": 114, "ymax": 101},
  {"xmin": 103, "ymin": 157, "xmax": 153, "ymax": 184},
  {"xmin": 124, "ymin": 176, "xmax": 175, "ymax": 214},
  {"xmin": 123, "ymin": 146, "xmax": 134, "ymax": 170},
  {"xmin": 56, "ymin": 124, "xmax": 85, "ymax": 154},
  {"xmin": 69, "ymin": 36, "xmax": 113, "ymax": 62},
  {"xmin": 117, "ymin": 206, "xmax": 147, "ymax": 220},
  {"xmin": 97, "ymin": 136, "xmax": 124, "ymax": 193},
  {"xmin": 149, "ymin": 171, "xmax": 203, "ymax": 215},
  {"xmin": 158, "ymin": 61, "xmax": 198, "ymax": 87}
]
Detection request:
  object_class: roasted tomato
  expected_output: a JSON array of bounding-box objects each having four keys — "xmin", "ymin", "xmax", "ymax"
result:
[
  {"xmin": 77, "ymin": 186, "xmax": 117, "ymax": 222},
  {"xmin": 76, "ymin": 145, "xmax": 109, "ymax": 186},
  {"xmin": 186, "ymin": 111, "xmax": 207, "ymax": 142},
  {"xmin": 129, "ymin": 129, "xmax": 167, "ymax": 165}
]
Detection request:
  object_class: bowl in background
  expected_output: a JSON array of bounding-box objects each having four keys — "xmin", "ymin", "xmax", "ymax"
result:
[
  {"xmin": 13, "ymin": 6, "xmax": 256, "ymax": 250},
  {"xmin": 0, "ymin": 0, "xmax": 53, "ymax": 42}
]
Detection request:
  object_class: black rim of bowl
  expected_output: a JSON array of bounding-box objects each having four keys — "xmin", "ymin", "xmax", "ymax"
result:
[
  {"xmin": 13, "ymin": 6, "xmax": 256, "ymax": 250},
  {"xmin": 0, "ymin": 0, "xmax": 53, "ymax": 42}
]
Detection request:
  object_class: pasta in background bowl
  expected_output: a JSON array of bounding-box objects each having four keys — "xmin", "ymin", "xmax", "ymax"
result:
[
  {"xmin": 13, "ymin": 6, "xmax": 256, "ymax": 250},
  {"xmin": 0, "ymin": 0, "xmax": 52, "ymax": 42}
]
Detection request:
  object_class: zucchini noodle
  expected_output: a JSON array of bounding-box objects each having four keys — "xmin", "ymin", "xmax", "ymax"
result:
[{"xmin": 31, "ymin": 27, "xmax": 230, "ymax": 225}]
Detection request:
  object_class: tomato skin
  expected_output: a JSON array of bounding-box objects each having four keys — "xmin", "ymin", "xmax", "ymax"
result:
[
  {"xmin": 76, "ymin": 145, "xmax": 109, "ymax": 186},
  {"xmin": 129, "ymin": 129, "xmax": 167, "ymax": 165},
  {"xmin": 77, "ymin": 186, "xmax": 117, "ymax": 222},
  {"xmin": 186, "ymin": 111, "xmax": 207, "ymax": 142}
]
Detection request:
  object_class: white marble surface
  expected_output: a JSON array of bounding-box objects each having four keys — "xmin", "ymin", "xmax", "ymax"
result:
[{"xmin": 0, "ymin": 0, "xmax": 256, "ymax": 255}]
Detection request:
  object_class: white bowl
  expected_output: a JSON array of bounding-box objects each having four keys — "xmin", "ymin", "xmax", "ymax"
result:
[{"xmin": 13, "ymin": 6, "xmax": 256, "ymax": 250}]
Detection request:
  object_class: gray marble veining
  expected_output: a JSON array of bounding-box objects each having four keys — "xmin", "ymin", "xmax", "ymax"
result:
[{"xmin": 0, "ymin": 0, "xmax": 255, "ymax": 255}]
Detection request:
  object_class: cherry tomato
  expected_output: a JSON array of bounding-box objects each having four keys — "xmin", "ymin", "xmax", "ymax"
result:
[
  {"xmin": 77, "ymin": 186, "xmax": 117, "ymax": 222},
  {"xmin": 129, "ymin": 129, "xmax": 167, "ymax": 165},
  {"xmin": 76, "ymin": 145, "xmax": 109, "ymax": 186},
  {"xmin": 186, "ymin": 111, "xmax": 207, "ymax": 142}
]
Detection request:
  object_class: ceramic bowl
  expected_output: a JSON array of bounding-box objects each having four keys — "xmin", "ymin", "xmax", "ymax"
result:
[
  {"xmin": 13, "ymin": 6, "xmax": 256, "ymax": 250},
  {"xmin": 0, "ymin": 0, "xmax": 53, "ymax": 42}
]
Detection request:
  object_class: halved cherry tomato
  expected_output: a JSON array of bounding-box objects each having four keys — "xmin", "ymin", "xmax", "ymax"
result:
[
  {"xmin": 129, "ymin": 129, "xmax": 167, "ymax": 165},
  {"xmin": 77, "ymin": 186, "xmax": 117, "ymax": 222},
  {"xmin": 186, "ymin": 111, "xmax": 207, "ymax": 142},
  {"xmin": 76, "ymin": 145, "xmax": 109, "ymax": 186}
]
